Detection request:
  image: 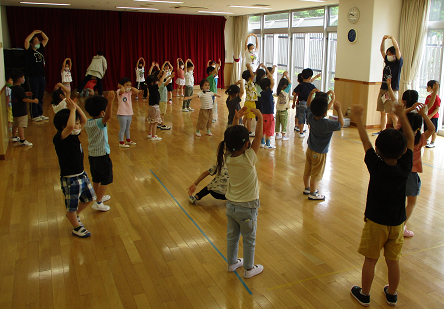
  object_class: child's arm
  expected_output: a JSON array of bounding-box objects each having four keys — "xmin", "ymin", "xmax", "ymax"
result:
[
  {"xmin": 246, "ymin": 63, "xmax": 255, "ymax": 81},
  {"xmin": 23, "ymin": 97, "xmax": 39, "ymax": 104},
  {"xmin": 182, "ymin": 94, "xmax": 199, "ymax": 101},
  {"xmin": 213, "ymin": 93, "xmax": 221, "ymax": 98},
  {"xmin": 56, "ymin": 83, "xmax": 71, "ymax": 99},
  {"xmin": 389, "ymin": 35, "xmax": 402, "ymax": 59},
  {"xmin": 245, "ymin": 34, "xmax": 251, "ymax": 51},
  {"xmin": 394, "ymin": 103, "xmax": 414, "ymax": 151},
  {"xmin": 405, "ymin": 102, "xmax": 420, "ymax": 114},
  {"xmin": 292, "ymin": 92, "xmax": 297, "ymax": 109},
  {"xmin": 176, "ymin": 58, "xmax": 182, "ymax": 70},
  {"xmin": 427, "ymin": 82, "xmax": 439, "ymax": 110},
  {"xmin": 267, "ymin": 69, "xmax": 275, "ymax": 90},
  {"xmin": 148, "ymin": 61, "xmax": 156, "ymax": 75},
  {"xmin": 67, "ymin": 58, "xmax": 72, "ymax": 71},
  {"xmin": 164, "ymin": 72, "xmax": 175, "ymax": 84},
  {"xmin": 207, "ymin": 60, "xmax": 212, "ymax": 67},
  {"xmin": 61, "ymin": 99, "xmax": 77, "ymax": 140},
  {"xmin": 310, "ymin": 73, "xmax": 321, "ymax": 83},
  {"xmin": 217, "ymin": 58, "xmax": 221, "ymax": 69},
  {"xmin": 254, "ymin": 34, "xmax": 259, "ymax": 51},
  {"xmin": 380, "ymin": 35, "xmax": 388, "ymax": 58},
  {"xmin": 386, "ymin": 78, "xmax": 396, "ymax": 102},
  {"xmin": 131, "ymin": 87, "xmax": 141, "ymax": 94},
  {"xmin": 25, "ymin": 30, "xmax": 39, "ymax": 49},
  {"xmin": 307, "ymin": 88, "xmax": 319, "ymax": 107},
  {"xmin": 62, "ymin": 58, "xmax": 68, "ymax": 73},
  {"xmin": 327, "ymin": 90, "xmax": 335, "ymax": 110},
  {"xmin": 102, "ymin": 91, "xmax": 115, "ymax": 125},
  {"xmin": 351, "ymin": 105, "xmax": 373, "ymax": 152},
  {"xmin": 188, "ymin": 59, "xmax": 194, "ymax": 66},
  {"xmin": 238, "ymin": 80, "xmax": 245, "ymax": 97},
  {"xmin": 40, "ymin": 31, "xmax": 49, "ymax": 47},
  {"xmin": 251, "ymin": 108, "xmax": 263, "ymax": 153},
  {"xmin": 334, "ymin": 101, "xmax": 345, "ymax": 127},
  {"xmin": 186, "ymin": 170, "xmax": 210, "ymax": 196},
  {"xmin": 117, "ymin": 83, "xmax": 125, "ymax": 94},
  {"xmin": 418, "ymin": 103, "xmax": 435, "ymax": 140}
]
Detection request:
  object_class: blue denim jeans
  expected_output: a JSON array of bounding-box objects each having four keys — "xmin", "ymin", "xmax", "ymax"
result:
[
  {"xmin": 226, "ymin": 201, "xmax": 258, "ymax": 269},
  {"xmin": 29, "ymin": 75, "xmax": 46, "ymax": 118}
]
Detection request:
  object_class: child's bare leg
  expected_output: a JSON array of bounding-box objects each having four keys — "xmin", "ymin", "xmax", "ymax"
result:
[
  {"xmin": 405, "ymin": 195, "xmax": 417, "ymax": 224},
  {"xmin": 152, "ymin": 123, "xmax": 157, "ymax": 136},
  {"xmin": 161, "ymin": 114, "xmax": 165, "ymax": 126},
  {"xmin": 66, "ymin": 211, "xmax": 81, "ymax": 228},
  {"xmin": 181, "ymin": 85, "xmax": 184, "ymax": 96},
  {"xmin": 431, "ymin": 131, "xmax": 437, "ymax": 143},
  {"xmin": 168, "ymin": 91, "xmax": 172, "ymax": 100},
  {"xmin": 390, "ymin": 114, "xmax": 398, "ymax": 128},
  {"xmin": 309, "ymin": 179, "xmax": 319, "ymax": 194},
  {"xmin": 303, "ymin": 175, "xmax": 310, "ymax": 189},
  {"xmin": 385, "ymin": 258, "xmax": 400, "ymax": 295},
  {"xmin": 93, "ymin": 182, "xmax": 108, "ymax": 203},
  {"xmin": 246, "ymin": 118, "xmax": 252, "ymax": 132},
  {"xmin": 299, "ymin": 123, "xmax": 305, "ymax": 132},
  {"xmin": 77, "ymin": 201, "xmax": 92, "ymax": 215},
  {"xmin": 361, "ymin": 257, "xmax": 378, "ymax": 295},
  {"xmin": 18, "ymin": 127, "xmax": 25, "ymax": 140}
]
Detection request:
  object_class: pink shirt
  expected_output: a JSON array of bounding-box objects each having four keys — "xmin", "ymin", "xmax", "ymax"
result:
[
  {"xmin": 177, "ymin": 68, "xmax": 185, "ymax": 79},
  {"xmin": 412, "ymin": 134, "xmax": 427, "ymax": 173},
  {"xmin": 116, "ymin": 89, "xmax": 133, "ymax": 115}
]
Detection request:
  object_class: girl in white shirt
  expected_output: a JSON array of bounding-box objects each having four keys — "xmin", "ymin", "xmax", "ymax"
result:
[
  {"xmin": 135, "ymin": 57, "xmax": 147, "ymax": 100},
  {"xmin": 215, "ymin": 106, "xmax": 264, "ymax": 279},
  {"xmin": 61, "ymin": 58, "xmax": 72, "ymax": 96}
]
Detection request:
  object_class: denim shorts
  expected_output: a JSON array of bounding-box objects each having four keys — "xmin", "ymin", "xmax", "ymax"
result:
[
  {"xmin": 297, "ymin": 102, "xmax": 307, "ymax": 124},
  {"xmin": 61, "ymin": 172, "xmax": 96, "ymax": 212},
  {"xmin": 406, "ymin": 172, "xmax": 421, "ymax": 197}
]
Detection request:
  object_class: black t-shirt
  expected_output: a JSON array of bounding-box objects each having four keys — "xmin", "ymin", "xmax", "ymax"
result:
[
  {"xmin": 293, "ymin": 82, "xmax": 316, "ymax": 102},
  {"xmin": 10, "ymin": 85, "xmax": 27, "ymax": 117},
  {"xmin": 53, "ymin": 132, "xmax": 84, "ymax": 177},
  {"xmin": 25, "ymin": 46, "xmax": 45, "ymax": 77},
  {"xmin": 148, "ymin": 84, "xmax": 160, "ymax": 106},
  {"xmin": 364, "ymin": 148, "xmax": 413, "ymax": 226},
  {"xmin": 380, "ymin": 55, "xmax": 403, "ymax": 91},
  {"xmin": 261, "ymin": 88, "xmax": 274, "ymax": 114},
  {"xmin": 226, "ymin": 96, "xmax": 241, "ymax": 125}
]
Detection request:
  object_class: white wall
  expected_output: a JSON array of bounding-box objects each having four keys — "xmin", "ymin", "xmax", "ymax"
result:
[
  {"xmin": 1, "ymin": 6, "xmax": 9, "ymax": 49},
  {"xmin": 224, "ymin": 16, "xmax": 234, "ymax": 63},
  {"xmin": 336, "ymin": 0, "xmax": 402, "ymax": 82}
]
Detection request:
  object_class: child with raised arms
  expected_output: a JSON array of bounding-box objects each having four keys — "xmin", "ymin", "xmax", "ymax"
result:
[
  {"xmin": 275, "ymin": 71, "xmax": 292, "ymax": 141},
  {"xmin": 225, "ymin": 80, "xmax": 244, "ymax": 127},
  {"xmin": 116, "ymin": 77, "xmax": 140, "ymax": 148}
]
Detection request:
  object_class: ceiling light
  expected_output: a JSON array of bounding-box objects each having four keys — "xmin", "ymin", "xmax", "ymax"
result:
[
  {"xmin": 134, "ymin": 0, "xmax": 184, "ymax": 3},
  {"xmin": 20, "ymin": 2, "xmax": 71, "ymax": 5},
  {"xmin": 228, "ymin": 6, "xmax": 271, "ymax": 9},
  {"xmin": 198, "ymin": 11, "xmax": 233, "ymax": 15},
  {"xmin": 116, "ymin": 6, "xmax": 159, "ymax": 10},
  {"xmin": 298, "ymin": 0, "xmax": 326, "ymax": 2}
]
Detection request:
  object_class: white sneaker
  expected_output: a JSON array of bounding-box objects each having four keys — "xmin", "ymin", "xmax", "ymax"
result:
[
  {"xmin": 11, "ymin": 137, "xmax": 20, "ymax": 142},
  {"xmin": 147, "ymin": 135, "xmax": 152, "ymax": 139},
  {"xmin": 126, "ymin": 141, "xmax": 137, "ymax": 145},
  {"xmin": 119, "ymin": 143, "xmax": 130, "ymax": 148},
  {"xmin": 308, "ymin": 193, "xmax": 326, "ymax": 200},
  {"xmin": 182, "ymin": 108, "xmax": 189, "ymax": 112},
  {"xmin": 249, "ymin": 132, "xmax": 255, "ymax": 137},
  {"xmin": 282, "ymin": 136, "xmax": 290, "ymax": 141},
  {"xmin": 20, "ymin": 140, "xmax": 33, "ymax": 146},
  {"xmin": 189, "ymin": 196, "xmax": 197, "ymax": 204},
  {"xmin": 40, "ymin": 115, "xmax": 49, "ymax": 120},
  {"xmin": 265, "ymin": 145, "xmax": 276, "ymax": 149},
  {"xmin": 275, "ymin": 135, "xmax": 282, "ymax": 140},
  {"xmin": 91, "ymin": 201, "xmax": 110, "ymax": 211},
  {"xmin": 72, "ymin": 226, "xmax": 91, "ymax": 238},
  {"xmin": 299, "ymin": 133, "xmax": 305, "ymax": 138},
  {"xmin": 151, "ymin": 136, "xmax": 162, "ymax": 141},
  {"xmin": 102, "ymin": 195, "xmax": 111, "ymax": 202},
  {"xmin": 244, "ymin": 264, "xmax": 264, "ymax": 278},
  {"xmin": 227, "ymin": 258, "xmax": 244, "ymax": 272},
  {"xmin": 188, "ymin": 107, "xmax": 194, "ymax": 111},
  {"xmin": 135, "ymin": 97, "xmax": 138, "ymax": 100},
  {"xmin": 32, "ymin": 117, "xmax": 42, "ymax": 122},
  {"xmin": 260, "ymin": 143, "xmax": 266, "ymax": 148}
]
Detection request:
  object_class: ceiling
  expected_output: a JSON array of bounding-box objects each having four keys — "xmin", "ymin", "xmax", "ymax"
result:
[{"xmin": 1, "ymin": 0, "xmax": 339, "ymax": 16}]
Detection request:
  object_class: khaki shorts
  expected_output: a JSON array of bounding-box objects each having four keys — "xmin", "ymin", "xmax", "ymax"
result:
[
  {"xmin": 159, "ymin": 101, "xmax": 167, "ymax": 115},
  {"xmin": 303, "ymin": 148, "xmax": 327, "ymax": 181},
  {"xmin": 196, "ymin": 109, "xmax": 213, "ymax": 131},
  {"xmin": 358, "ymin": 219, "xmax": 404, "ymax": 260},
  {"xmin": 376, "ymin": 89, "xmax": 399, "ymax": 113},
  {"xmin": 13, "ymin": 115, "xmax": 28, "ymax": 128},
  {"xmin": 244, "ymin": 101, "xmax": 256, "ymax": 119}
]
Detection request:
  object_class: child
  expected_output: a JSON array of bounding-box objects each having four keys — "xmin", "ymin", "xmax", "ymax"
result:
[
  {"xmin": 186, "ymin": 164, "xmax": 229, "ymax": 204},
  {"xmin": 425, "ymin": 80, "xmax": 440, "ymax": 148},
  {"xmin": 350, "ymin": 103, "xmax": 414, "ymax": 307},
  {"xmin": 53, "ymin": 99, "xmax": 96, "ymax": 238},
  {"xmin": 146, "ymin": 72, "xmax": 164, "ymax": 140},
  {"xmin": 259, "ymin": 68, "xmax": 276, "ymax": 149},
  {"xmin": 116, "ymin": 77, "xmax": 139, "ymax": 148},
  {"xmin": 60, "ymin": 58, "xmax": 72, "ymax": 97},
  {"xmin": 303, "ymin": 89, "xmax": 343, "ymax": 200},
  {"xmin": 216, "ymin": 106, "xmax": 264, "ymax": 278},
  {"xmin": 135, "ymin": 57, "xmax": 147, "ymax": 100},
  {"xmin": 183, "ymin": 59, "xmax": 195, "ymax": 112},
  {"xmin": 84, "ymin": 92, "xmax": 115, "ymax": 211},
  {"xmin": 292, "ymin": 73, "xmax": 303, "ymax": 132},
  {"xmin": 275, "ymin": 71, "xmax": 292, "ymax": 141},
  {"xmin": 10, "ymin": 70, "xmax": 39, "ymax": 146},
  {"xmin": 226, "ymin": 80, "xmax": 244, "ymax": 127},
  {"xmin": 183, "ymin": 79, "xmax": 221, "ymax": 137},
  {"xmin": 5, "ymin": 76, "xmax": 13, "ymax": 133},
  {"xmin": 293, "ymin": 69, "xmax": 320, "ymax": 136},
  {"xmin": 242, "ymin": 63, "xmax": 258, "ymax": 135},
  {"xmin": 52, "ymin": 84, "xmax": 70, "ymax": 113},
  {"xmin": 207, "ymin": 59, "xmax": 222, "ymax": 90},
  {"xmin": 254, "ymin": 67, "xmax": 266, "ymax": 115},
  {"xmin": 161, "ymin": 61, "xmax": 174, "ymax": 104},
  {"xmin": 175, "ymin": 58, "xmax": 185, "ymax": 97},
  {"xmin": 206, "ymin": 63, "xmax": 220, "ymax": 122},
  {"xmin": 81, "ymin": 77, "xmax": 97, "ymax": 97},
  {"xmin": 158, "ymin": 71, "xmax": 174, "ymax": 130}
]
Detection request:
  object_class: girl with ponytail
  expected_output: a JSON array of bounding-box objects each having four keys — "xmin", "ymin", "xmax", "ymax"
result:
[{"xmin": 218, "ymin": 106, "xmax": 265, "ymax": 279}]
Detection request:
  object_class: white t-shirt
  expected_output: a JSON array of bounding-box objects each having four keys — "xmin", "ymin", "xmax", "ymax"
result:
[
  {"xmin": 185, "ymin": 71, "xmax": 194, "ymax": 86},
  {"xmin": 61, "ymin": 69, "xmax": 72, "ymax": 83},
  {"xmin": 53, "ymin": 98, "xmax": 67, "ymax": 114},
  {"xmin": 135, "ymin": 67, "xmax": 145, "ymax": 82},
  {"xmin": 244, "ymin": 50, "xmax": 259, "ymax": 71},
  {"xmin": 225, "ymin": 148, "xmax": 259, "ymax": 202},
  {"xmin": 276, "ymin": 84, "xmax": 292, "ymax": 111},
  {"xmin": 198, "ymin": 91, "xmax": 214, "ymax": 109},
  {"xmin": 165, "ymin": 69, "xmax": 173, "ymax": 84}
]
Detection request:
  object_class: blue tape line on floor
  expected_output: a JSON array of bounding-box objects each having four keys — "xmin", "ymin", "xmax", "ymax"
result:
[{"xmin": 150, "ymin": 169, "xmax": 253, "ymax": 295}]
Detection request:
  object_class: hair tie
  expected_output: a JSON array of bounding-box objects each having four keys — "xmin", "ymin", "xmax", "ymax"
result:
[
  {"xmin": 242, "ymin": 139, "xmax": 245, "ymax": 142},
  {"xmin": 233, "ymin": 148, "xmax": 235, "ymax": 151},
  {"xmin": 416, "ymin": 128, "xmax": 421, "ymax": 132}
]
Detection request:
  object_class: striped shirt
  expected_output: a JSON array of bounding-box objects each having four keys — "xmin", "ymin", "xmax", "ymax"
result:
[
  {"xmin": 198, "ymin": 91, "xmax": 215, "ymax": 109},
  {"xmin": 84, "ymin": 118, "xmax": 110, "ymax": 157}
]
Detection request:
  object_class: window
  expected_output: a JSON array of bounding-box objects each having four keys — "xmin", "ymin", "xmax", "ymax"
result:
[
  {"xmin": 292, "ymin": 8, "xmax": 324, "ymax": 27},
  {"xmin": 329, "ymin": 6, "xmax": 339, "ymax": 26},
  {"xmin": 326, "ymin": 33, "xmax": 337, "ymax": 90},
  {"xmin": 308, "ymin": 33, "xmax": 324, "ymax": 90},
  {"xmin": 429, "ymin": 0, "xmax": 444, "ymax": 22},
  {"xmin": 264, "ymin": 12, "xmax": 289, "ymax": 29},
  {"xmin": 248, "ymin": 15, "xmax": 261, "ymax": 31}
]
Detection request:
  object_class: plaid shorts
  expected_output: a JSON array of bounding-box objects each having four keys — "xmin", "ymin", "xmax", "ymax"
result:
[{"xmin": 60, "ymin": 172, "xmax": 96, "ymax": 212}]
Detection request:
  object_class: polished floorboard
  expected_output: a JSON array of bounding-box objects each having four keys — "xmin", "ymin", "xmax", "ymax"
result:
[{"xmin": 1, "ymin": 90, "xmax": 444, "ymax": 308}]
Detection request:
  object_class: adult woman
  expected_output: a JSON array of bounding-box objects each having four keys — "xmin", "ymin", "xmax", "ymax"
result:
[
  {"xmin": 244, "ymin": 33, "xmax": 259, "ymax": 71},
  {"xmin": 77, "ymin": 51, "xmax": 107, "ymax": 96},
  {"xmin": 24, "ymin": 30, "xmax": 49, "ymax": 121}
]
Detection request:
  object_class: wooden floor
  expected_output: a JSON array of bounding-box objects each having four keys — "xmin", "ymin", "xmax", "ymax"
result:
[{"xmin": 1, "ymin": 90, "xmax": 444, "ymax": 309}]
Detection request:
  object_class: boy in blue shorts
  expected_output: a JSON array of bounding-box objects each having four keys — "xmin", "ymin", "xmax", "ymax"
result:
[
  {"xmin": 350, "ymin": 103, "xmax": 414, "ymax": 307},
  {"xmin": 84, "ymin": 92, "xmax": 115, "ymax": 211},
  {"xmin": 53, "ymin": 99, "xmax": 95, "ymax": 238}
]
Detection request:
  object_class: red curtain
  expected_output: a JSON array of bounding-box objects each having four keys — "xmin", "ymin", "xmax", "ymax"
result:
[
  {"xmin": 119, "ymin": 12, "xmax": 226, "ymax": 88},
  {"xmin": 6, "ymin": 6, "xmax": 120, "ymax": 92},
  {"xmin": 6, "ymin": 7, "xmax": 226, "ymax": 91}
]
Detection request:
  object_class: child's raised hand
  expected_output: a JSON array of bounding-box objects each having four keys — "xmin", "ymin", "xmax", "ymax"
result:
[
  {"xmin": 250, "ymin": 108, "xmax": 262, "ymax": 117},
  {"xmin": 433, "ymin": 82, "xmax": 440, "ymax": 91},
  {"xmin": 66, "ymin": 98, "xmax": 76, "ymax": 111},
  {"xmin": 393, "ymin": 102, "xmax": 405, "ymax": 117},
  {"xmin": 186, "ymin": 184, "xmax": 196, "ymax": 196},
  {"xmin": 236, "ymin": 80, "xmax": 242, "ymax": 85},
  {"xmin": 333, "ymin": 100, "xmax": 342, "ymax": 112},
  {"xmin": 350, "ymin": 105, "xmax": 364, "ymax": 119},
  {"xmin": 235, "ymin": 107, "xmax": 248, "ymax": 119},
  {"xmin": 107, "ymin": 91, "xmax": 116, "ymax": 101},
  {"xmin": 416, "ymin": 103, "xmax": 427, "ymax": 116},
  {"xmin": 386, "ymin": 78, "xmax": 392, "ymax": 86},
  {"xmin": 25, "ymin": 92, "xmax": 33, "ymax": 96}
]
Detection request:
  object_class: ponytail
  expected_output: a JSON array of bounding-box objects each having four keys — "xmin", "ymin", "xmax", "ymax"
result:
[
  {"xmin": 402, "ymin": 112, "xmax": 423, "ymax": 145},
  {"xmin": 216, "ymin": 141, "xmax": 226, "ymax": 175}
]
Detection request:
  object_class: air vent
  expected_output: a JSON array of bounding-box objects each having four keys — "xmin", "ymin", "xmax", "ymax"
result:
[
  {"xmin": 251, "ymin": 4, "xmax": 270, "ymax": 6},
  {"xmin": 172, "ymin": 5, "xmax": 208, "ymax": 9}
]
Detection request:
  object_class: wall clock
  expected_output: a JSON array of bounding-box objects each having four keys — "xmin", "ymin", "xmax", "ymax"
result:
[
  {"xmin": 348, "ymin": 29, "xmax": 357, "ymax": 43},
  {"xmin": 348, "ymin": 7, "xmax": 360, "ymax": 24}
]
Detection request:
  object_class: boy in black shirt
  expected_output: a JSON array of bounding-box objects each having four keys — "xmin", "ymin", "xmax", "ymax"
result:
[
  {"xmin": 53, "ymin": 99, "xmax": 96, "ymax": 238},
  {"xmin": 10, "ymin": 70, "xmax": 39, "ymax": 146},
  {"xmin": 350, "ymin": 103, "xmax": 414, "ymax": 307},
  {"xmin": 293, "ymin": 68, "xmax": 317, "ymax": 138}
]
